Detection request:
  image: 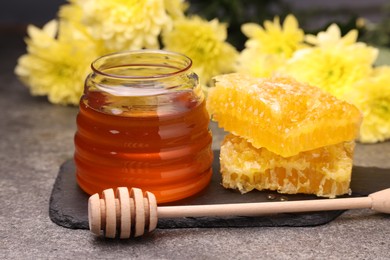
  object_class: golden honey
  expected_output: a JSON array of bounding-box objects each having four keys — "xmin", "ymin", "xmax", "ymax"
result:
[
  {"xmin": 207, "ymin": 73, "xmax": 362, "ymax": 197},
  {"xmin": 74, "ymin": 50, "xmax": 213, "ymax": 203},
  {"xmin": 207, "ymin": 74, "xmax": 362, "ymax": 157}
]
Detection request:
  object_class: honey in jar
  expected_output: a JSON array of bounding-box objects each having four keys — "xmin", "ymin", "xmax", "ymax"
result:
[{"xmin": 74, "ymin": 50, "xmax": 213, "ymax": 203}]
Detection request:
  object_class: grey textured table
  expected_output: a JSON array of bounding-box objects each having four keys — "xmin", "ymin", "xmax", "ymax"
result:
[{"xmin": 1, "ymin": 33, "xmax": 390, "ymax": 260}]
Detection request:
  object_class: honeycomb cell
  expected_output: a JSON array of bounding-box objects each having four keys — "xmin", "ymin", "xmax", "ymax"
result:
[
  {"xmin": 220, "ymin": 134, "xmax": 354, "ymax": 198},
  {"xmin": 207, "ymin": 73, "xmax": 362, "ymax": 157}
]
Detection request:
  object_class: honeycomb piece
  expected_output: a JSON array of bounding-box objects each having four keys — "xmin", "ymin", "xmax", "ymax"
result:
[
  {"xmin": 220, "ymin": 134, "xmax": 354, "ymax": 198},
  {"xmin": 207, "ymin": 73, "xmax": 362, "ymax": 157}
]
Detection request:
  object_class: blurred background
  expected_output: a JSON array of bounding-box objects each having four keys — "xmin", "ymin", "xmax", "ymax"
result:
[{"xmin": 1, "ymin": 0, "xmax": 389, "ymax": 51}]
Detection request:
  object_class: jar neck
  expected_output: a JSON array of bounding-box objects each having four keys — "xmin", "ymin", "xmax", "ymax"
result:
[
  {"xmin": 88, "ymin": 50, "xmax": 198, "ymax": 96},
  {"xmin": 83, "ymin": 50, "xmax": 203, "ymax": 116}
]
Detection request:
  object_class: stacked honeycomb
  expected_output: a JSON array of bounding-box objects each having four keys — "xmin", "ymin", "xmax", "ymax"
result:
[{"xmin": 207, "ymin": 73, "xmax": 362, "ymax": 198}]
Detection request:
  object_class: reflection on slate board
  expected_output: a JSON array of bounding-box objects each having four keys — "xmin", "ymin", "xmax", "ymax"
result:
[{"xmin": 49, "ymin": 151, "xmax": 390, "ymax": 230}]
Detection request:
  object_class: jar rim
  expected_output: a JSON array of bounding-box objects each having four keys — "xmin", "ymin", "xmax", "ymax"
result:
[{"xmin": 91, "ymin": 50, "xmax": 193, "ymax": 80}]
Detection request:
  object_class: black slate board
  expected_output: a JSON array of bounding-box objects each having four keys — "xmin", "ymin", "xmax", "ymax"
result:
[{"xmin": 49, "ymin": 151, "xmax": 390, "ymax": 230}]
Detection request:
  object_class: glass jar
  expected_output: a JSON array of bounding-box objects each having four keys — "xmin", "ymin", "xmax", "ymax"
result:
[{"xmin": 74, "ymin": 50, "xmax": 213, "ymax": 203}]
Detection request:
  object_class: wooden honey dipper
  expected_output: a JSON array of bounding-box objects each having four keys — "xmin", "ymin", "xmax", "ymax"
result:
[{"xmin": 88, "ymin": 187, "xmax": 390, "ymax": 239}]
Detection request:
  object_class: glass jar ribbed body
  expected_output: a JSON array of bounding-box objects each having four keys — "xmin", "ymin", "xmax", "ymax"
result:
[{"xmin": 74, "ymin": 50, "xmax": 213, "ymax": 203}]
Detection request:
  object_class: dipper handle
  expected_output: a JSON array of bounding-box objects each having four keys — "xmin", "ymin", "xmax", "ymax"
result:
[{"xmin": 88, "ymin": 188, "xmax": 390, "ymax": 239}]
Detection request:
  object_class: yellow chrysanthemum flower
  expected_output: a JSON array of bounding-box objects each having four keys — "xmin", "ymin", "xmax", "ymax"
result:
[
  {"xmin": 58, "ymin": 0, "xmax": 83, "ymax": 25},
  {"xmin": 241, "ymin": 14, "xmax": 305, "ymax": 56},
  {"xmin": 162, "ymin": 16, "xmax": 238, "ymax": 85},
  {"xmin": 15, "ymin": 20, "xmax": 98, "ymax": 105},
  {"xmin": 164, "ymin": 0, "xmax": 187, "ymax": 20},
  {"xmin": 346, "ymin": 66, "xmax": 390, "ymax": 143},
  {"xmin": 236, "ymin": 51, "xmax": 286, "ymax": 78},
  {"xmin": 59, "ymin": 3, "xmax": 107, "ymax": 55},
  {"xmin": 305, "ymin": 23, "xmax": 358, "ymax": 47},
  {"xmin": 63, "ymin": 0, "xmax": 183, "ymax": 52},
  {"xmin": 280, "ymin": 43, "xmax": 378, "ymax": 99},
  {"xmin": 237, "ymin": 14, "xmax": 305, "ymax": 77}
]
